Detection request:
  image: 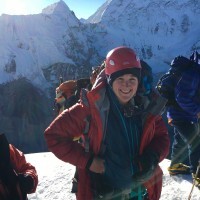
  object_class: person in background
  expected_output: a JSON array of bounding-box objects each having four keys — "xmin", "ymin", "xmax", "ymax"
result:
[
  {"xmin": 90, "ymin": 62, "xmax": 105, "ymax": 87},
  {"xmin": 0, "ymin": 133, "xmax": 38, "ymax": 200},
  {"xmin": 55, "ymin": 63, "xmax": 105, "ymax": 116},
  {"xmin": 44, "ymin": 46, "xmax": 170, "ymax": 200},
  {"xmin": 166, "ymin": 54, "xmax": 200, "ymax": 187}
]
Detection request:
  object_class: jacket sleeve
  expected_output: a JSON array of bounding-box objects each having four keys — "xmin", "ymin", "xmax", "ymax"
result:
[
  {"xmin": 9, "ymin": 144, "xmax": 38, "ymax": 193},
  {"xmin": 152, "ymin": 116, "xmax": 170, "ymax": 162},
  {"xmin": 141, "ymin": 115, "xmax": 170, "ymax": 162},
  {"xmin": 175, "ymin": 70, "xmax": 200, "ymax": 115},
  {"xmin": 139, "ymin": 115, "xmax": 170, "ymax": 200},
  {"xmin": 44, "ymin": 104, "xmax": 92, "ymax": 169}
]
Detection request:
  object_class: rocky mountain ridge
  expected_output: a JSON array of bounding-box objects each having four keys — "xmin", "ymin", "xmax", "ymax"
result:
[
  {"xmin": 0, "ymin": 0, "xmax": 199, "ymax": 89},
  {"xmin": 0, "ymin": 0, "xmax": 199, "ymax": 153}
]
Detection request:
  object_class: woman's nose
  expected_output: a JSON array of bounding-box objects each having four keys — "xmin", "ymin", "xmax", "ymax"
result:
[{"xmin": 125, "ymin": 81, "xmax": 130, "ymax": 87}]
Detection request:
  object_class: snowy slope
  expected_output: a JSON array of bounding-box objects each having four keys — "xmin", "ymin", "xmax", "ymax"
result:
[
  {"xmin": 26, "ymin": 152, "xmax": 200, "ymax": 200},
  {"xmin": 0, "ymin": 1, "xmax": 90, "ymax": 87},
  {"xmin": 0, "ymin": 0, "xmax": 199, "ymax": 89},
  {"xmin": 88, "ymin": 0, "xmax": 200, "ymax": 72}
]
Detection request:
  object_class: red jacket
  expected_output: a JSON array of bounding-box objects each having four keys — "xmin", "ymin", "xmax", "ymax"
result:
[
  {"xmin": 45, "ymin": 82, "xmax": 170, "ymax": 200},
  {"xmin": 0, "ymin": 144, "xmax": 38, "ymax": 200}
]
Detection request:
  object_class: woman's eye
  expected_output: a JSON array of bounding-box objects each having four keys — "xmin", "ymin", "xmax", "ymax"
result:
[
  {"xmin": 116, "ymin": 77, "xmax": 137, "ymax": 84},
  {"xmin": 117, "ymin": 78, "xmax": 124, "ymax": 82},
  {"xmin": 130, "ymin": 79, "xmax": 136, "ymax": 82}
]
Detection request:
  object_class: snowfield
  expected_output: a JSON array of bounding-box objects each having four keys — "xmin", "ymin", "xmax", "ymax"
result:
[{"xmin": 26, "ymin": 152, "xmax": 200, "ymax": 200}]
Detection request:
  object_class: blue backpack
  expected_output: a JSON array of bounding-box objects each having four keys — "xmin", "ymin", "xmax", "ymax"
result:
[{"xmin": 156, "ymin": 51, "xmax": 200, "ymax": 106}]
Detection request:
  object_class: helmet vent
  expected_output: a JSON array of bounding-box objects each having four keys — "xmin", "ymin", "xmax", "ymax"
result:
[{"xmin": 109, "ymin": 60, "xmax": 115, "ymax": 66}]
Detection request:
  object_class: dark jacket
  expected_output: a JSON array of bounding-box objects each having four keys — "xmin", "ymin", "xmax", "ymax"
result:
[
  {"xmin": 0, "ymin": 144, "xmax": 38, "ymax": 200},
  {"xmin": 45, "ymin": 81, "xmax": 170, "ymax": 200},
  {"xmin": 167, "ymin": 68, "xmax": 200, "ymax": 123}
]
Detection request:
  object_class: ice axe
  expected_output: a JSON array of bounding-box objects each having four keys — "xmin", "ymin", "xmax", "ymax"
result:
[{"xmin": 188, "ymin": 160, "xmax": 200, "ymax": 200}]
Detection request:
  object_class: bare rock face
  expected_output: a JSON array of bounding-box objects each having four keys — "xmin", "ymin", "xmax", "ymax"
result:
[
  {"xmin": 0, "ymin": 77, "xmax": 53, "ymax": 153},
  {"xmin": 4, "ymin": 58, "xmax": 16, "ymax": 73}
]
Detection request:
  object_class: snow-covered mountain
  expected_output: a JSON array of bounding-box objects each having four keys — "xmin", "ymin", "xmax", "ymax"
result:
[
  {"xmin": 87, "ymin": 0, "xmax": 200, "ymax": 72},
  {"xmin": 0, "ymin": 0, "xmax": 96, "ymax": 88},
  {"xmin": 0, "ymin": 0, "xmax": 199, "ymax": 88},
  {"xmin": 0, "ymin": 0, "xmax": 199, "ymax": 153}
]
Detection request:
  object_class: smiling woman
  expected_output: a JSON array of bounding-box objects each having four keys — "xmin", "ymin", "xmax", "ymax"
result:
[{"xmin": 44, "ymin": 46, "xmax": 170, "ymax": 200}]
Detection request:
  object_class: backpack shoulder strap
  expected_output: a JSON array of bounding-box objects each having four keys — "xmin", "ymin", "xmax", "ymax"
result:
[
  {"xmin": 83, "ymin": 115, "xmax": 91, "ymax": 153},
  {"xmin": 79, "ymin": 88, "xmax": 91, "ymax": 153}
]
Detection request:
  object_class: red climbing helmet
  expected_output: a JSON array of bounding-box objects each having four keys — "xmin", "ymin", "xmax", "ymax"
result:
[{"xmin": 105, "ymin": 46, "xmax": 141, "ymax": 76}]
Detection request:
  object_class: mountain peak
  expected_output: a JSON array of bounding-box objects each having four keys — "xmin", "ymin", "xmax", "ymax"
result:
[{"xmin": 42, "ymin": 0, "xmax": 70, "ymax": 15}]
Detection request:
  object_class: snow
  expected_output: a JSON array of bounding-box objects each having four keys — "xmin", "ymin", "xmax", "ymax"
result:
[
  {"xmin": 25, "ymin": 152, "xmax": 200, "ymax": 200},
  {"xmin": 26, "ymin": 152, "xmax": 75, "ymax": 200},
  {"xmin": 160, "ymin": 160, "xmax": 200, "ymax": 200},
  {"xmin": 0, "ymin": 1, "xmax": 79, "ymax": 86},
  {"xmin": 0, "ymin": 0, "xmax": 199, "ymax": 88},
  {"xmin": 42, "ymin": 0, "xmax": 70, "ymax": 16}
]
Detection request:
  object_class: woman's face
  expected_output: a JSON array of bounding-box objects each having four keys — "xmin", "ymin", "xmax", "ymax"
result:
[{"xmin": 112, "ymin": 74, "xmax": 138, "ymax": 105}]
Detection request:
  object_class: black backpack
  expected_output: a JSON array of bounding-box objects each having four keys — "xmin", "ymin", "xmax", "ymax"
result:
[{"xmin": 156, "ymin": 51, "xmax": 200, "ymax": 106}]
